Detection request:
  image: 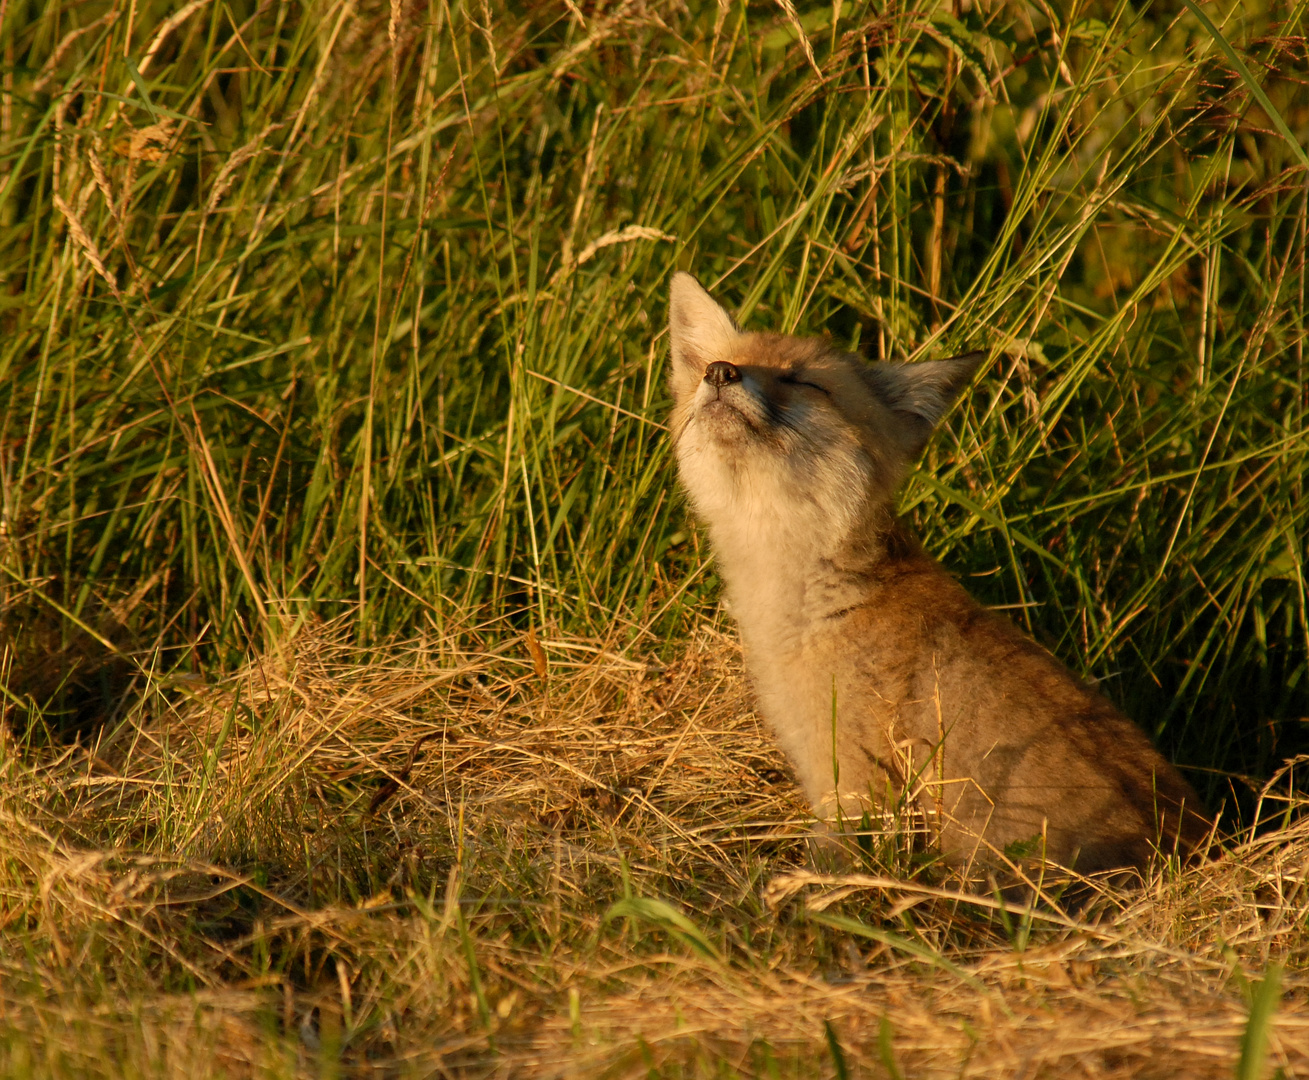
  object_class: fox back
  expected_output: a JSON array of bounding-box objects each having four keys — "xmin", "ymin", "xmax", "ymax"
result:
[{"xmin": 667, "ymin": 272, "xmax": 1210, "ymax": 878}]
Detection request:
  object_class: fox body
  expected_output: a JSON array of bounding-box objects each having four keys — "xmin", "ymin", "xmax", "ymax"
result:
[{"xmin": 667, "ymin": 272, "xmax": 1209, "ymax": 876}]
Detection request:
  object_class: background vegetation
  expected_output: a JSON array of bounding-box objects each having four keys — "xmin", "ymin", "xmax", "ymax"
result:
[{"xmin": 1, "ymin": 0, "xmax": 1307, "ymax": 1075}]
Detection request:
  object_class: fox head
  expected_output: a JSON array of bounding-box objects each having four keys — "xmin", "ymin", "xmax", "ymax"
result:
[{"xmin": 667, "ymin": 271, "xmax": 983, "ymax": 560}]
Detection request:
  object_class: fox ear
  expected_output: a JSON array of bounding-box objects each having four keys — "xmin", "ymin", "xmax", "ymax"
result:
[
  {"xmin": 865, "ymin": 350, "xmax": 986, "ymax": 455},
  {"xmin": 668, "ymin": 272, "xmax": 739, "ymax": 385}
]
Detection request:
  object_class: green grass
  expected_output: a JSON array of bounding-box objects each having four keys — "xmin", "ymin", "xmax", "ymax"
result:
[{"xmin": 1, "ymin": 0, "xmax": 1307, "ymax": 1075}]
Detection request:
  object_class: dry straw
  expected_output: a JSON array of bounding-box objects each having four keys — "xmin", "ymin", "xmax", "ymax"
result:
[{"xmin": 2, "ymin": 623, "xmax": 1307, "ymax": 1077}]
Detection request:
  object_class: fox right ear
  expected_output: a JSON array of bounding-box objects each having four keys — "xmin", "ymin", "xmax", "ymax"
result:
[
  {"xmin": 668, "ymin": 272, "xmax": 739, "ymax": 392},
  {"xmin": 865, "ymin": 350, "xmax": 986, "ymax": 456}
]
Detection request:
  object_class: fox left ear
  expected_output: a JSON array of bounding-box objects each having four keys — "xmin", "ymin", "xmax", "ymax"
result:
[
  {"xmin": 865, "ymin": 350, "xmax": 986, "ymax": 455},
  {"xmin": 668, "ymin": 272, "xmax": 740, "ymax": 397}
]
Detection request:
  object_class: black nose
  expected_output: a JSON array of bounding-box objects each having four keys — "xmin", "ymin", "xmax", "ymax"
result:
[{"xmin": 704, "ymin": 361, "xmax": 741, "ymax": 387}]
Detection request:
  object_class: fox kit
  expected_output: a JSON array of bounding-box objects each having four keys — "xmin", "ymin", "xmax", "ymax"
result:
[{"xmin": 667, "ymin": 271, "xmax": 1210, "ymax": 879}]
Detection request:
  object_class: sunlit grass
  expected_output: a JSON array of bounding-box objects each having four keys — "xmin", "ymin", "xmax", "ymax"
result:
[{"xmin": 1, "ymin": 0, "xmax": 1307, "ymax": 1074}]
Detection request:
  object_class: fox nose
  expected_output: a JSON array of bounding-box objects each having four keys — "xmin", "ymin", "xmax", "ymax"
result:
[{"xmin": 704, "ymin": 361, "xmax": 741, "ymax": 387}]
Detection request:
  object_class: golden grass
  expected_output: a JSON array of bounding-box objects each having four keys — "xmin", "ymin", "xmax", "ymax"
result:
[
  {"xmin": 3, "ymin": 0, "xmax": 1306, "ymax": 1073},
  {"xmin": 2, "ymin": 620, "xmax": 1307, "ymax": 1077}
]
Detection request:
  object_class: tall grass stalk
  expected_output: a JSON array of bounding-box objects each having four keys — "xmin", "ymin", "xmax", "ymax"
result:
[{"xmin": 1, "ymin": 2, "xmax": 1305, "ymax": 801}]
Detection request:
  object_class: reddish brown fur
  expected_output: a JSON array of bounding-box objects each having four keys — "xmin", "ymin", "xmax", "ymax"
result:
[
  {"xmin": 667, "ymin": 271, "xmax": 1211, "ymax": 880},
  {"xmin": 837, "ymin": 523, "xmax": 1210, "ymax": 873}
]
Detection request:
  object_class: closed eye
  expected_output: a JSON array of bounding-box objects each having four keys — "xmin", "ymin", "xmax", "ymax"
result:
[{"xmin": 778, "ymin": 371, "xmax": 829, "ymax": 395}]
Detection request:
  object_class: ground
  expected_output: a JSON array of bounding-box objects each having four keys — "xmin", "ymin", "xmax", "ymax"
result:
[{"xmin": 2, "ymin": 623, "xmax": 1306, "ymax": 1078}]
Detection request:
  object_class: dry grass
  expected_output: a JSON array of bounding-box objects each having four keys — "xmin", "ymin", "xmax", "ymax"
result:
[
  {"xmin": 2, "ymin": 0, "xmax": 1307, "ymax": 1074},
  {"xmin": 2, "ymin": 620, "xmax": 1307, "ymax": 1078}
]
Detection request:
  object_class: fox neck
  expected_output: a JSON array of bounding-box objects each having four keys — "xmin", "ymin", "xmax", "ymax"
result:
[{"xmin": 707, "ymin": 501, "xmax": 906, "ymax": 644}]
